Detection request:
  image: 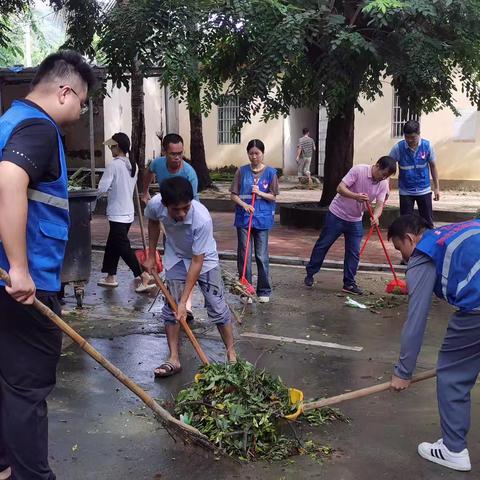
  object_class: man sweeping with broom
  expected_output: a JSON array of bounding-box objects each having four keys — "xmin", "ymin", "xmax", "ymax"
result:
[
  {"xmin": 388, "ymin": 215, "xmax": 480, "ymax": 472},
  {"xmin": 304, "ymin": 156, "xmax": 397, "ymax": 294},
  {"xmin": 143, "ymin": 177, "xmax": 236, "ymax": 377}
]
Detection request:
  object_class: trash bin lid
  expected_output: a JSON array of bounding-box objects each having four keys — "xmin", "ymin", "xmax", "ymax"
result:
[{"xmin": 68, "ymin": 189, "xmax": 98, "ymax": 202}]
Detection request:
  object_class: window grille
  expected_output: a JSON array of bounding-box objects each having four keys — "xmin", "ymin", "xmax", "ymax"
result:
[
  {"xmin": 218, "ymin": 96, "xmax": 241, "ymax": 144},
  {"xmin": 392, "ymin": 90, "xmax": 420, "ymax": 138}
]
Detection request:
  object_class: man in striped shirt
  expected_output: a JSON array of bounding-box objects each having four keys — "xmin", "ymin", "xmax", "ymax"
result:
[{"xmin": 296, "ymin": 128, "xmax": 316, "ymax": 182}]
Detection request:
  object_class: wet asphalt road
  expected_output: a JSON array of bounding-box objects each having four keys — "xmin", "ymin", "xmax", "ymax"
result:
[{"xmin": 47, "ymin": 251, "xmax": 478, "ymax": 479}]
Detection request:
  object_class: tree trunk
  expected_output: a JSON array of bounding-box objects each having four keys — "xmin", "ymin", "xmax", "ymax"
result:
[
  {"xmin": 319, "ymin": 102, "xmax": 355, "ymax": 207},
  {"xmin": 130, "ymin": 65, "xmax": 146, "ymax": 189},
  {"xmin": 187, "ymin": 82, "xmax": 212, "ymax": 191}
]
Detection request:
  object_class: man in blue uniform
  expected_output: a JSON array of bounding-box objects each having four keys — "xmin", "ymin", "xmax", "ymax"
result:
[
  {"xmin": 388, "ymin": 215, "xmax": 480, "ymax": 472},
  {"xmin": 0, "ymin": 51, "xmax": 95, "ymax": 480},
  {"xmin": 389, "ymin": 120, "xmax": 440, "ymax": 228}
]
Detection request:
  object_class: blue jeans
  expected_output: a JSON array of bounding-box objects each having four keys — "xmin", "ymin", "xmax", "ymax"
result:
[
  {"xmin": 237, "ymin": 228, "xmax": 271, "ymax": 297},
  {"xmin": 306, "ymin": 211, "xmax": 363, "ymax": 287}
]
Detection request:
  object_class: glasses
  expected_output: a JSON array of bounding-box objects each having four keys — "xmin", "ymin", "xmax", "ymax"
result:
[
  {"xmin": 167, "ymin": 152, "xmax": 183, "ymax": 158},
  {"xmin": 59, "ymin": 85, "xmax": 89, "ymax": 114}
]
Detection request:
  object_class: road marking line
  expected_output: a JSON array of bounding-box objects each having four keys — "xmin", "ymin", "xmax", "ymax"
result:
[{"xmin": 240, "ymin": 332, "xmax": 363, "ymax": 352}]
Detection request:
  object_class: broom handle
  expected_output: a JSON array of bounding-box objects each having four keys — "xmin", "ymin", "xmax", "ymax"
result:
[
  {"xmin": 303, "ymin": 368, "xmax": 436, "ymax": 412},
  {"xmin": 365, "ymin": 202, "xmax": 399, "ymax": 282},
  {"xmin": 360, "ymin": 226, "xmax": 374, "ymax": 257},
  {"xmin": 0, "ymin": 268, "xmax": 204, "ymax": 438},
  {"xmin": 151, "ymin": 271, "xmax": 209, "ymax": 366},
  {"xmin": 134, "ymin": 185, "xmax": 147, "ymax": 251},
  {"xmin": 241, "ymin": 192, "xmax": 256, "ymax": 280}
]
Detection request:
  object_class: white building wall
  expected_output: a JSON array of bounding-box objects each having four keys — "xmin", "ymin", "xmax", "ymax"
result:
[{"xmin": 103, "ymin": 77, "xmax": 165, "ymax": 165}]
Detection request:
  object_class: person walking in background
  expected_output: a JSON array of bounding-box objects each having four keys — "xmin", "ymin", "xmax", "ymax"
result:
[
  {"xmin": 97, "ymin": 132, "xmax": 154, "ymax": 293},
  {"xmin": 304, "ymin": 156, "xmax": 397, "ymax": 295},
  {"xmin": 0, "ymin": 50, "xmax": 95, "ymax": 480},
  {"xmin": 296, "ymin": 127, "xmax": 316, "ymax": 184},
  {"xmin": 141, "ymin": 133, "xmax": 199, "ymax": 320},
  {"xmin": 389, "ymin": 120, "xmax": 440, "ymax": 228},
  {"xmin": 230, "ymin": 139, "xmax": 279, "ymax": 303}
]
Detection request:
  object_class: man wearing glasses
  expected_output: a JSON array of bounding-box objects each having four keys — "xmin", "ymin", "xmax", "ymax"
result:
[
  {"xmin": 141, "ymin": 133, "xmax": 199, "ymax": 203},
  {"xmin": 0, "ymin": 51, "xmax": 96, "ymax": 480},
  {"xmin": 141, "ymin": 133, "xmax": 199, "ymax": 322}
]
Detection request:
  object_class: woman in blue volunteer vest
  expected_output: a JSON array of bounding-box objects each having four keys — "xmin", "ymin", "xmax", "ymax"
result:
[{"xmin": 230, "ymin": 139, "xmax": 279, "ymax": 302}]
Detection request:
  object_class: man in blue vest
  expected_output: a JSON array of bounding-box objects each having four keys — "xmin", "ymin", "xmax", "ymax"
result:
[
  {"xmin": 389, "ymin": 120, "xmax": 440, "ymax": 228},
  {"xmin": 388, "ymin": 214, "xmax": 480, "ymax": 472},
  {"xmin": 0, "ymin": 51, "xmax": 95, "ymax": 480}
]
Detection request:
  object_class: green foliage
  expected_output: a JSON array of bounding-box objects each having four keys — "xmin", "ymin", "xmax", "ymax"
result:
[
  {"xmin": 174, "ymin": 359, "xmax": 346, "ymax": 461},
  {"xmin": 189, "ymin": 0, "xmax": 480, "ymax": 125},
  {"xmin": 100, "ymin": 0, "xmax": 480, "ymax": 129},
  {"xmin": 56, "ymin": 0, "xmax": 102, "ymax": 59},
  {"xmin": 209, "ymin": 165, "xmax": 237, "ymax": 182},
  {"xmin": 0, "ymin": 6, "xmax": 65, "ymax": 67}
]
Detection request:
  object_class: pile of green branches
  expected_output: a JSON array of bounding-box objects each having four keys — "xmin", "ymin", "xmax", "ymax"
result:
[{"xmin": 174, "ymin": 359, "xmax": 346, "ymax": 461}]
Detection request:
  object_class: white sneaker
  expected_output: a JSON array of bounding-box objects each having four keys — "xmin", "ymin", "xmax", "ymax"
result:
[
  {"xmin": 135, "ymin": 282, "xmax": 156, "ymax": 293},
  {"xmin": 240, "ymin": 295, "xmax": 253, "ymax": 304},
  {"xmin": 258, "ymin": 296, "xmax": 270, "ymax": 303},
  {"xmin": 417, "ymin": 438, "xmax": 471, "ymax": 471},
  {"xmin": 0, "ymin": 467, "xmax": 11, "ymax": 480}
]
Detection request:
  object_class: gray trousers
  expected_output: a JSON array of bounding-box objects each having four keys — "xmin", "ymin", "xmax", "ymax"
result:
[
  {"xmin": 297, "ymin": 156, "xmax": 312, "ymax": 177},
  {"xmin": 437, "ymin": 311, "xmax": 480, "ymax": 452},
  {"xmin": 161, "ymin": 262, "xmax": 231, "ymax": 326}
]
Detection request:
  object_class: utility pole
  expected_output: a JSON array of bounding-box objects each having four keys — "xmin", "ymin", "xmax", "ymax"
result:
[{"xmin": 24, "ymin": 21, "xmax": 32, "ymax": 67}]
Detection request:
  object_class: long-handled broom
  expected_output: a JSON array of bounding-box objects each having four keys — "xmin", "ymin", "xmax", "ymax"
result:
[
  {"xmin": 365, "ymin": 203, "xmax": 408, "ymax": 295},
  {"xmin": 239, "ymin": 192, "xmax": 257, "ymax": 296},
  {"xmin": 150, "ymin": 270, "xmax": 210, "ymax": 366},
  {"xmin": 0, "ymin": 268, "xmax": 213, "ymax": 450},
  {"xmin": 133, "ymin": 185, "xmax": 162, "ymax": 272}
]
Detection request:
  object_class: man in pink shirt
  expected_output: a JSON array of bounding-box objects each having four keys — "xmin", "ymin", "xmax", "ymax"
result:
[{"xmin": 305, "ymin": 156, "xmax": 397, "ymax": 294}]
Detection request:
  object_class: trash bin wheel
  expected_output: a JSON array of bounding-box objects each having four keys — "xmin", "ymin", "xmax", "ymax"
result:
[{"xmin": 74, "ymin": 287, "xmax": 84, "ymax": 308}]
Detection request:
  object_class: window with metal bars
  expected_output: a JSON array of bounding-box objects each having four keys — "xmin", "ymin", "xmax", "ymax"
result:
[
  {"xmin": 217, "ymin": 96, "xmax": 241, "ymax": 144},
  {"xmin": 392, "ymin": 90, "xmax": 420, "ymax": 138}
]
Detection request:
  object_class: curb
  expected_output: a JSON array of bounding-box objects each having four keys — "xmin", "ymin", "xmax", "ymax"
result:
[{"xmin": 91, "ymin": 244, "xmax": 405, "ymax": 274}]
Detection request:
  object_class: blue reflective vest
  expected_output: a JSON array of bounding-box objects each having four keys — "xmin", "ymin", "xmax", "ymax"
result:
[
  {"xmin": 397, "ymin": 139, "xmax": 432, "ymax": 195},
  {"xmin": 234, "ymin": 165, "xmax": 276, "ymax": 230},
  {"xmin": 416, "ymin": 220, "xmax": 480, "ymax": 312},
  {"xmin": 0, "ymin": 100, "xmax": 69, "ymax": 291}
]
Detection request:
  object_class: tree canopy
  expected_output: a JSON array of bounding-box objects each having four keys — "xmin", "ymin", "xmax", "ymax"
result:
[
  {"xmin": 3, "ymin": 1, "xmax": 480, "ymax": 200},
  {"xmin": 194, "ymin": 0, "xmax": 480, "ymax": 203}
]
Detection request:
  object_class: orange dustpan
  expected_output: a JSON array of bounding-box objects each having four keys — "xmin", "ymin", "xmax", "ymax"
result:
[{"xmin": 366, "ymin": 203, "xmax": 407, "ymax": 295}]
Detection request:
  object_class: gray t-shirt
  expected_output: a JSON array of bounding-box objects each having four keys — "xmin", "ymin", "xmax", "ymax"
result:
[
  {"xmin": 297, "ymin": 136, "xmax": 315, "ymax": 158},
  {"xmin": 394, "ymin": 251, "xmax": 437, "ymax": 379}
]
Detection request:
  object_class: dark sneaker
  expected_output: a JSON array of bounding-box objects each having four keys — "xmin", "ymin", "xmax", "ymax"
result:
[
  {"xmin": 304, "ymin": 275, "xmax": 314, "ymax": 287},
  {"xmin": 342, "ymin": 284, "xmax": 363, "ymax": 295}
]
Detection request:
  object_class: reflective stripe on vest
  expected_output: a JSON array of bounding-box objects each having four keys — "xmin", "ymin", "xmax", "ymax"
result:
[
  {"xmin": 442, "ymin": 228, "xmax": 480, "ymax": 298},
  {"xmin": 27, "ymin": 188, "xmax": 69, "ymax": 211},
  {"xmin": 399, "ymin": 163, "xmax": 427, "ymax": 170}
]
